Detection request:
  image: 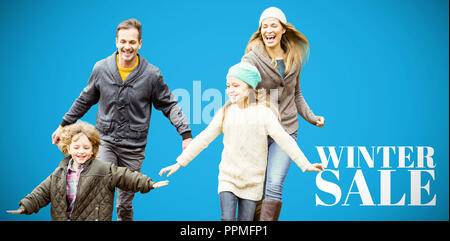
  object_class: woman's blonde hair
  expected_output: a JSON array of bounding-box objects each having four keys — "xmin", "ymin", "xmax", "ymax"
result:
[
  {"xmin": 221, "ymin": 88, "xmax": 280, "ymax": 128},
  {"xmin": 245, "ymin": 21, "xmax": 310, "ymax": 74},
  {"xmin": 58, "ymin": 121, "xmax": 101, "ymax": 159}
]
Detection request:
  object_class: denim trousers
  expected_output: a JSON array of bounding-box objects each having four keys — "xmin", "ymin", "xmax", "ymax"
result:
[
  {"xmin": 263, "ymin": 131, "xmax": 298, "ymax": 201},
  {"xmin": 219, "ymin": 191, "xmax": 257, "ymax": 221},
  {"xmin": 97, "ymin": 141, "xmax": 146, "ymax": 221}
]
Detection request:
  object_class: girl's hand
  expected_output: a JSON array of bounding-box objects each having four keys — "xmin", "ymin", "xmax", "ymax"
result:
[
  {"xmin": 152, "ymin": 180, "xmax": 169, "ymax": 189},
  {"xmin": 7, "ymin": 208, "xmax": 25, "ymax": 214},
  {"xmin": 159, "ymin": 163, "xmax": 181, "ymax": 177},
  {"xmin": 315, "ymin": 116, "xmax": 325, "ymax": 127},
  {"xmin": 305, "ymin": 163, "xmax": 325, "ymax": 172}
]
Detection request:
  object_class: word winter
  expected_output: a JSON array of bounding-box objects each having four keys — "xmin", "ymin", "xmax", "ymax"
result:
[{"xmin": 314, "ymin": 146, "xmax": 437, "ymax": 206}]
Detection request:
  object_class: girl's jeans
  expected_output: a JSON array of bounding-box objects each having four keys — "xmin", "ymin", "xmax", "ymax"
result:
[
  {"xmin": 219, "ymin": 191, "xmax": 257, "ymax": 221},
  {"xmin": 264, "ymin": 131, "xmax": 298, "ymax": 201}
]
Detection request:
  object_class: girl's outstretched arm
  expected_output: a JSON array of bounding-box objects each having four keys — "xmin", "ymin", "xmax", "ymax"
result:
[
  {"xmin": 305, "ymin": 163, "xmax": 324, "ymax": 172},
  {"xmin": 161, "ymin": 107, "xmax": 224, "ymax": 177},
  {"xmin": 264, "ymin": 107, "xmax": 324, "ymax": 172}
]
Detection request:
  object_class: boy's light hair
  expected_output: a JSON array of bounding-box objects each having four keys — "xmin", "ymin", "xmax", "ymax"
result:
[{"xmin": 58, "ymin": 121, "xmax": 101, "ymax": 159}]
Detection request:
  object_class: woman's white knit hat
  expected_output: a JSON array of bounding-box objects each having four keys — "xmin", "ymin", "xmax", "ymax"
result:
[{"xmin": 259, "ymin": 7, "xmax": 287, "ymax": 26}]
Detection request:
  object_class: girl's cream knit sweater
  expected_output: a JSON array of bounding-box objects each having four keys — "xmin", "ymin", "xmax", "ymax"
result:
[{"xmin": 176, "ymin": 103, "xmax": 312, "ymax": 201}]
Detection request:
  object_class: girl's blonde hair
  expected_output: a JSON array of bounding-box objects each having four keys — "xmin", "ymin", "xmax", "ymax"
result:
[
  {"xmin": 245, "ymin": 21, "xmax": 310, "ymax": 74},
  {"xmin": 221, "ymin": 88, "xmax": 280, "ymax": 129},
  {"xmin": 58, "ymin": 121, "xmax": 101, "ymax": 159}
]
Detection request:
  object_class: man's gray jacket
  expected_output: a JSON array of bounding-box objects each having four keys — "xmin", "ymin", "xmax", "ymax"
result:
[{"xmin": 61, "ymin": 51, "xmax": 192, "ymax": 148}]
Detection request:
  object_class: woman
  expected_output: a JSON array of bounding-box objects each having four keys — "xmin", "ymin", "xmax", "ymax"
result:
[{"xmin": 242, "ymin": 7, "xmax": 325, "ymax": 221}]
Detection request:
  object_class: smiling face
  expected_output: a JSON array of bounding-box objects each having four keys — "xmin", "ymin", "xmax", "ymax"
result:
[
  {"xmin": 226, "ymin": 76, "xmax": 250, "ymax": 104},
  {"xmin": 260, "ymin": 17, "xmax": 286, "ymax": 49},
  {"xmin": 115, "ymin": 28, "xmax": 142, "ymax": 67},
  {"xmin": 68, "ymin": 133, "xmax": 93, "ymax": 167}
]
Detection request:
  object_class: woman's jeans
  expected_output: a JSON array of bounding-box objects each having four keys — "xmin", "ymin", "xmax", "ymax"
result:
[
  {"xmin": 264, "ymin": 131, "xmax": 298, "ymax": 201},
  {"xmin": 219, "ymin": 191, "xmax": 257, "ymax": 221}
]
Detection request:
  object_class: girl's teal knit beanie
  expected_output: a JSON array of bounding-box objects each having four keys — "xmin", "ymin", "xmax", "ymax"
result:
[{"xmin": 226, "ymin": 62, "xmax": 262, "ymax": 89}]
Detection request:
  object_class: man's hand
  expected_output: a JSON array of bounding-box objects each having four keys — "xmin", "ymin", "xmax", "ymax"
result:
[
  {"xmin": 52, "ymin": 126, "xmax": 62, "ymax": 145},
  {"xmin": 182, "ymin": 138, "xmax": 192, "ymax": 151}
]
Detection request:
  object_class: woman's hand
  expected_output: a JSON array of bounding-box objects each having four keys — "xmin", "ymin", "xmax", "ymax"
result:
[
  {"xmin": 152, "ymin": 180, "xmax": 169, "ymax": 189},
  {"xmin": 305, "ymin": 163, "xmax": 325, "ymax": 172},
  {"xmin": 159, "ymin": 163, "xmax": 181, "ymax": 177},
  {"xmin": 7, "ymin": 208, "xmax": 25, "ymax": 214},
  {"xmin": 315, "ymin": 116, "xmax": 325, "ymax": 127}
]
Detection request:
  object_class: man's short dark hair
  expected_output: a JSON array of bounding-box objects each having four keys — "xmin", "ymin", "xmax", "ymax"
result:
[{"xmin": 116, "ymin": 18, "xmax": 142, "ymax": 40}]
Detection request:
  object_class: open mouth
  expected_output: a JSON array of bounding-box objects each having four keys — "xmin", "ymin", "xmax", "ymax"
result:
[
  {"xmin": 265, "ymin": 34, "xmax": 276, "ymax": 42},
  {"xmin": 122, "ymin": 50, "xmax": 133, "ymax": 57},
  {"xmin": 75, "ymin": 155, "xmax": 88, "ymax": 160}
]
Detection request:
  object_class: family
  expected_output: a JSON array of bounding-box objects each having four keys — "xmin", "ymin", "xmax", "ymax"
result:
[{"xmin": 8, "ymin": 7, "xmax": 325, "ymax": 221}]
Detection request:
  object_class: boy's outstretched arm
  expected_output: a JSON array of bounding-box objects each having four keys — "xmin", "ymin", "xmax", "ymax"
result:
[
  {"xmin": 6, "ymin": 207, "xmax": 25, "ymax": 214},
  {"xmin": 110, "ymin": 164, "xmax": 168, "ymax": 193},
  {"xmin": 152, "ymin": 180, "xmax": 169, "ymax": 188},
  {"xmin": 15, "ymin": 174, "xmax": 52, "ymax": 215}
]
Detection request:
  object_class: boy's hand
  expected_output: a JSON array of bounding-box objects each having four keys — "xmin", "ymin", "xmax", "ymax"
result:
[
  {"xmin": 305, "ymin": 163, "xmax": 325, "ymax": 172},
  {"xmin": 152, "ymin": 180, "xmax": 169, "ymax": 189},
  {"xmin": 7, "ymin": 208, "xmax": 25, "ymax": 214},
  {"xmin": 159, "ymin": 163, "xmax": 181, "ymax": 177}
]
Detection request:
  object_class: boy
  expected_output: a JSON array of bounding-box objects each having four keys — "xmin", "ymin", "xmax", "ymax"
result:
[{"xmin": 8, "ymin": 121, "xmax": 168, "ymax": 221}]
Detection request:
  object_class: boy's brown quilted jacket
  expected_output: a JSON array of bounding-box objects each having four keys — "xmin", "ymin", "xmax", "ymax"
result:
[{"xmin": 19, "ymin": 156, "xmax": 155, "ymax": 221}]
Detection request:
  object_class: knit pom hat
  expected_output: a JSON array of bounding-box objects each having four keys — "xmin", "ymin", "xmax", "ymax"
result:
[
  {"xmin": 259, "ymin": 7, "xmax": 287, "ymax": 26},
  {"xmin": 226, "ymin": 62, "xmax": 262, "ymax": 89}
]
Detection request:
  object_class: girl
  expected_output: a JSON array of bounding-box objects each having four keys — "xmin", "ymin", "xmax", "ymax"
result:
[
  {"xmin": 242, "ymin": 7, "xmax": 325, "ymax": 220},
  {"xmin": 7, "ymin": 121, "xmax": 168, "ymax": 221},
  {"xmin": 159, "ymin": 62, "xmax": 323, "ymax": 221}
]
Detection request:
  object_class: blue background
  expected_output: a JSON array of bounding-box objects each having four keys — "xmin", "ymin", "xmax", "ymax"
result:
[{"xmin": 0, "ymin": 0, "xmax": 448, "ymax": 221}]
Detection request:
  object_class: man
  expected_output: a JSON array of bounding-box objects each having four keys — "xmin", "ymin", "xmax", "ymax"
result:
[{"xmin": 52, "ymin": 19, "xmax": 192, "ymax": 221}]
